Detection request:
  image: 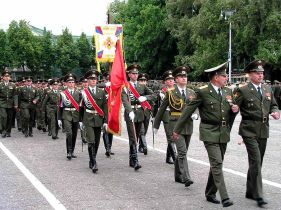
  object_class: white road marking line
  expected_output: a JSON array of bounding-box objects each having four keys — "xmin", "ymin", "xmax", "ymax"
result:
[
  {"xmin": 114, "ymin": 136, "xmax": 281, "ymax": 189},
  {"xmin": 0, "ymin": 142, "xmax": 67, "ymax": 210}
]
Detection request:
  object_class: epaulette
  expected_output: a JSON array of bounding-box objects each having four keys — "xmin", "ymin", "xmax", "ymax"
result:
[{"xmin": 199, "ymin": 85, "xmax": 208, "ymax": 89}]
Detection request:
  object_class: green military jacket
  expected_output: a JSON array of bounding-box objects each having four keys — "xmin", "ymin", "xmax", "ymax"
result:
[
  {"xmin": 42, "ymin": 89, "xmax": 60, "ymax": 111},
  {"xmin": 58, "ymin": 89, "xmax": 81, "ymax": 122},
  {"xmin": 154, "ymin": 85, "xmax": 196, "ymax": 135},
  {"xmin": 174, "ymin": 83, "xmax": 237, "ymax": 143},
  {"xmin": 0, "ymin": 82, "xmax": 18, "ymax": 108},
  {"xmin": 18, "ymin": 86, "xmax": 39, "ymax": 109},
  {"xmin": 81, "ymin": 87, "xmax": 108, "ymax": 127},
  {"xmin": 235, "ymin": 82, "xmax": 279, "ymax": 138},
  {"xmin": 122, "ymin": 82, "xmax": 156, "ymax": 123}
]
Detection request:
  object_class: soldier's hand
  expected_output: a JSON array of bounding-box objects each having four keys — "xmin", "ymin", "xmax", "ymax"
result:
[
  {"xmin": 32, "ymin": 99, "xmax": 37, "ymax": 104},
  {"xmin": 105, "ymin": 82, "xmax": 111, "ymax": 87},
  {"xmin": 191, "ymin": 113, "xmax": 199, "ymax": 120},
  {"xmin": 159, "ymin": 92, "xmax": 165, "ymax": 100},
  {"xmin": 79, "ymin": 122, "xmax": 84, "ymax": 130},
  {"xmin": 271, "ymin": 111, "xmax": 280, "ymax": 120},
  {"xmin": 129, "ymin": 111, "xmax": 135, "ymax": 121},
  {"xmin": 58, "ymin": 120, "xmax": 62, "ymax": 128},
  {"xmin": 172, "ymin": 132, "xmax": 180, "ymax": 141},
  {"xmin": 231, "ymin": 104, "xmax": 239, "ymax": 113},
  {"xmin": 153, "ymin": 128, "xmax": 158, "ymax": 134},
  {"xmin": 103, "ymin": 123, "xmax": 108, "ymax": 131},
  {"xmin": 138, "ymin": 96, "xmax": 147, "ymax": 102}
]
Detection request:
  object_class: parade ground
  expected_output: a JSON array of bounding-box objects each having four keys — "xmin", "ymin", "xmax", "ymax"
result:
[{"xmin": 1, "ymin": 114, "xmax": 281, "ymax": 210}]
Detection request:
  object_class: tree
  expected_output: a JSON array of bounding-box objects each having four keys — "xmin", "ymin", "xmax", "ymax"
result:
[
  {"xmin": 0, "ymin": 29, "xmax": 12, "ymax": 71},
  {"xmin": 55, "ymin": 28, "xmax": 79, "ymax": 75},
  {"xmin": 76, "ymin": 33, "xmax": 94, "ymax": 75}
]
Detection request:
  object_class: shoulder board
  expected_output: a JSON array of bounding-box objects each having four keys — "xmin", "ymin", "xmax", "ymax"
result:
[{"xmin": 199, "ymin": 85, "xmax": 208, "ymax": 89}]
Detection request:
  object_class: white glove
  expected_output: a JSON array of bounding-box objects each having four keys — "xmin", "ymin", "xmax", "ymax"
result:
[
  {"xmin": 153, "ymin": 128, "xmax": 158, "ymax": 134},
  {"xmin": 138, "ymin": 96, "xmax": 147, "ymax": 102},
  {"xmin": 191, "ymin": 113, "xmax": 199, "ymax": 120},
  {"xmin": 105, "ymin": 82, "xmax": 111, "ymax": 87},
  {"xmin": 58, "ymin": 120, "xmax": 62, "ymax": 128},
  {"xmin": 129, "ymin": 111, "xmax": 135, "ymax": 121},
  {"xmin": 103, "ymin": 123, "xmax": 108, "ymax": 131},
  {"xmin": 159, "ymin": 92, "xmax": 165, "ymax": 100},
  {"xmin": 79, "ymin": 122, "xmax": 84, "ymax": 130}
]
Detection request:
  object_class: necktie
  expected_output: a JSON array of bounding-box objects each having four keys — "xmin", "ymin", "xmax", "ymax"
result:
[
  {"xmin": 257, "ymin": 87, "xmax": 262, "ymax": 100},
  {"xmin": 218, "ymin": 88, "xmax": 222, "ymax": 101},
  {"xmin": 134, "ymin": 83, "xmax": 137, "ymax": 88},
  {"xmin": 181, "ymin": 89, "xmax": 186, "ymax": 100}
]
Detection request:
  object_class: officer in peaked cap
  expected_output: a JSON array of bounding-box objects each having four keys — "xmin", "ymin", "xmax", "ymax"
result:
[
  {"xmin": 162, "ymin": 70, "xmax": 174, "ymax": 81},
  {"xmin": 58, "ymin": 72, "xmax": 82, "ymax": 160},
  {"xmin": 127, "ymin": 64, "xmax": 141, "ymax": 74},
  {"xmin": 42, "ymin": 78, "xmax": 60, "ymax": 139},
  {"xmin": 154, "ymin": 70, "xmax": 177, "ymax": 164},
  {"xmin": 122, "ymin": 63, "xmax": 156, "ymax": 170},
  {"xmin": 173, "ymin": 61, "xmax": 239, "ymax": 207},
  {"xmin": 138, "ymin": 73, "xmax": 149, "ymax": 82},
  {"xmin": 235, "ymin": 59, "xmax": 280, "ymax": 207},
  {"xmin": 244, "ymin": 59, "xmax": 266, "ymax": 73},
  {"xmin": 17, "ymin": 75, "xmax": 39, "ymax": 137},
  {"xmin": 154, "ymin": 65, "xmax": 196, "ymax": 188},
  {"xmin": 64, "ymin": 73, "xmax": 77, "ymax": 82},
  {"xmin": 172, "ymin": 66, "xmax": 191, "ymax": 77},
  {"xmin": 0, "ymin": 70, "xmax": 18, "ymax": 137},
  {"xmin": 80, "ymin": 69, "xmax": 107, "ymax": 173}
]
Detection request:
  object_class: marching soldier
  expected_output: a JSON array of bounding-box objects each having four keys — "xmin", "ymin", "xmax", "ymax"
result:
[
  {"xmin": 79, "ymin": 77, "xmax": 88, "ymax": 144},
  {"xmin": 154, "ymin": 66, "xmax": 196, "ymax": 187},
  {"xmin": 137, "ymin": 73, "xmax": 152, "ymax": 155},
  {"xmin": 18, "ymin": 76, "xmax": 39, "ymax": 137},
  {"xmin": 121, "ymin": 64, "xmax": 156, "ymax": 170},
  {"xmin": 58, "ymin": 73, "xmax": 82, "ymax": 160},
  {"xmin": 173, "ymin": 62, "xmax": 238, "ymax": 207},
  {"xmin": 80, "ymin": 70, "xmax": 108, "ymax": 173},
  {"xmin": 0, "ymin": 70, "xmax": 18, "ymax": 137},
  {"xmin": 42, "ymin": 78, "xmax": 60, "ymax": 140},
  {"xmin": 101, "ymin": 72, "xmax": 115, "ymax": 157},
  {"xmin": 234, "ymin": 60, "xmax": 280, "ymax": 207},
  {"xmin": 153, "ymin": 70, "xmax": 177, "ymax": 164}
]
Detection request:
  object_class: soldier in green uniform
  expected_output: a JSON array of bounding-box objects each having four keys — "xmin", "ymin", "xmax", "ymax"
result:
[
  {"xmin": 101, "ymin": 72, "xmax": 115, "ymax": 157},
  {"xmin": 18, "ymin": 76, "xmax": 39, "ymax": 137},
  {"xmin": 58, "ymin": 73, "xmax": 82, "ymax": 160},
  {"xmin": 137, "ymin": 73, "xmax": 152, "ymax": 155},
  {"xmin": 154, "ymin": 66, "xmax": 196, "ymax": 187},
  {"xmin": 234, "ymin": 60, "xmax": 280, "ymax": 207},
  {"xmin": 121, "ymin": 64, "xmax": 156, "ymax": 170},
  {"xmin": 42, "ymin": 78, "xmax": 60, "ymax": 140},
  {"xmin": 80, "ymin": 70, "xmax": 108, "ymax": 173},
  {"xmin": 173, "ymin": 62, "xmax": 239, "ymax": 207},
  {"xmin": 153, "ymin": 70, "xmax": 177, "ymax": 164},
  {"xmin": 0, "ymin": 70, "xmax": 18, "ymax": 137}
]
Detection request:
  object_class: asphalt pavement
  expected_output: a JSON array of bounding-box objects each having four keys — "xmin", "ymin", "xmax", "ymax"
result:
[{"xmin": 0, "ymin": 114, "xmax": 281, "ymax": 210}]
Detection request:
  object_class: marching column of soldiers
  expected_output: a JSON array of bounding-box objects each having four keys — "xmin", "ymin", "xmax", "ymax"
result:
[{"xmin": 0, "ymin": 59, "xmax": 280, "ymax": 208}]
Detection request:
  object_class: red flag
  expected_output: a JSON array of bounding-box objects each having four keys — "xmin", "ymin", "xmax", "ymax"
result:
[{"xmin": 108, "ymin": 40, "xmax": 128, "ymax": 135}]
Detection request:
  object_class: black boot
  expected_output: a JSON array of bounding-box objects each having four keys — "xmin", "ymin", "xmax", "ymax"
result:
[
  {"xmin": 28, "ymin": 126, "xmax": 33, "ymax": 137},
  {"xmin": 167, "ymin": 143, "xmax": 177, "ymax": 164},
  {"xmin": 103, "ymin": 132, "xmax": 111, "ymax": 157},
  {"xmin": 131, "ymin": 145, "xmax": 141, "ymax": 171},
  {"xmin": 88, "ymin": 146, "xmax": 93, "ymax": 169},
  {"xmin": 140, "ymin": 135, "xmax": 148, "ymax": 155},
  {"xmin": 108, "ymin": 133, "xmax": 114, "ymax": 155},
  {"xmin": 91, "ymin": 145, "xmax": 98, "ymax": 173},
  {"xmin": 166, "ymin": 146, "xmax": 173, "ymax": 164}
]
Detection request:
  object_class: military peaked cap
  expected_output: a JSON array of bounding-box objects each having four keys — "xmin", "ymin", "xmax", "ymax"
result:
[
  {"xmin": 172, "ymin": 66, "xmax": 191, "ymax": 77},
  {"xmin": 244, "ymin": 60, "xmax": 266, "ymax": 73},
  {"xmin": 127, "ymin": 64, "xmax": 141, "ymax": 73},
  {"xmin": 162, "ymin": 70, "xmax": 174, "ymax": 81},
  {"xmin": 64, "ymin": 73, "xmax": 77, "ymax": 82}
]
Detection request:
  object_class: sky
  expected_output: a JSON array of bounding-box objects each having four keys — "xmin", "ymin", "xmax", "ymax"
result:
[{"xmin": 0, "ymin": 0, "xmax": 114, "ymax": 36}]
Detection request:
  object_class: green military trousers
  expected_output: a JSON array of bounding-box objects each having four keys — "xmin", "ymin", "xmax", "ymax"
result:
[
  {"xmin": 243, "ymin": 137, "xmax": 267, "ymax": 199},
  {"xmin": 204, "ymin": 142, "xmax": 229, "ymax": 201}
]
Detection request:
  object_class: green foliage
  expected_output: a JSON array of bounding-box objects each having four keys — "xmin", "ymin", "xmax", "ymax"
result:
[{"xmin": 76, "ymin": 33, "xmax": 94, "ymax": 75}]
